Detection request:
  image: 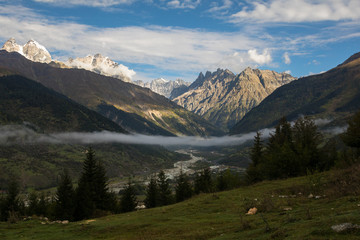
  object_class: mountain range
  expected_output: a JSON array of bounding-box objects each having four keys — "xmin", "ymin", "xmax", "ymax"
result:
[
  {"xmin": 172, "ymin": 68, "xmax": 296, "ymax": 130},
  {"xmin": 0, "ymin": 49, "xmax": 222, "ymax": 136},
  {"xmin": 230, "ymin": 52, "xmax": 360, "ymax": 134}
]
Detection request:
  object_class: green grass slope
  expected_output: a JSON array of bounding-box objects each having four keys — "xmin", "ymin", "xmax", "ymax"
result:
[
  {"xmin": 1, "ymin": 166, "xmax": 359, "ymax": 239},
  {"xmin": 230, "ymin": 52, "xmax": 360, "ymax": 134},
  {"xmin": 0, "ymin": 51, "xmax": 223, "ymax": 136}
]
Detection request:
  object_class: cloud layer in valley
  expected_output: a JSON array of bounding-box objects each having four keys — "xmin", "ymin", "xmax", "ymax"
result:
[{"xmin": 0, "ymin": 125, "xmax": 273, "ymax": 147}]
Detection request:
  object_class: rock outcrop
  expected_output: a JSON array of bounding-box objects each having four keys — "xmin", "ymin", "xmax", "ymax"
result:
[{"xmin": 172, "ymin": 68, "xmax": 296, "ymax": 130}]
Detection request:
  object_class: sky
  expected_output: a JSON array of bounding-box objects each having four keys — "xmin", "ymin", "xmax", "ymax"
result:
[{"xmin": 0, "ymin": 0, "xmax": 359, "ymax": 82}]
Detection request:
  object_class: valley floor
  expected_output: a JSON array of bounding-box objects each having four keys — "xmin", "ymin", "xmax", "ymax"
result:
[{"xmin": 1, "ymin": 168, "xmax": 360, "ymax": 240}]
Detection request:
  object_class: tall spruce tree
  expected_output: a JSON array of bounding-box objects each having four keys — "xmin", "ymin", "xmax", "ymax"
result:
[
  {"xmin": 74, "ymin": 147, "xmax": 113, "ymax": 220},
  {"xmin": 55, "ymin": 170, "xmax": 75, "ymax": 221},
  {"xmin": 194, "ymin": 168, "xmax": 213, "ymax": 194},
  {"xmin": 175, "ymin": 170, "xmax": 193, "ymax": 202},
  {"xmin": 246, "ymin": 132, "xmax": 263, "ymax": 183},
  {"xmin": 144, "ymin": 176, "xmax": 158, "ymax": 208},
  {"xmin": 120, "ymin": 180, "xmax": 138, "ymax": 213},
  {"xmin": 157, "ymin": 170, "xmax": 173, "ymax": 206},
  {"xmin": 0, "ymin": 176, "xmax": 21, "ymax": 221},
  {"xmin": 342, "ymin": 111, "xmax": 360, "ymax": 150},
  {"xmin": 292, "ymin": 117, "xmax": 322, "ymax": 173}
]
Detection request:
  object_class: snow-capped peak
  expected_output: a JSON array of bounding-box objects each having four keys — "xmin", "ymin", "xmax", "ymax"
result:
[
  {"xmin": 1, "ymin": 38, "xmax": 51, "ymax": 63},
  {"xmin": 66, "ymin": 54, "xmax": 136, "ymax": 82}
]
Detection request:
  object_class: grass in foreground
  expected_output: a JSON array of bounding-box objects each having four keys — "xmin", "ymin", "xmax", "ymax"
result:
[{"xmin": 1, "ymin": 167, "xmax": 360, "ymax": 240}]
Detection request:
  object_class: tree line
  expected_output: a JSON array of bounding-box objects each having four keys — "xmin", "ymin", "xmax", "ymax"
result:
[
  {"xmin": 0, "ymin": 147, "xmax": 243, "ymax": 222},
  {"xmin": 246, "ymin": 114, "xmax": 360, "ymax": 183}
]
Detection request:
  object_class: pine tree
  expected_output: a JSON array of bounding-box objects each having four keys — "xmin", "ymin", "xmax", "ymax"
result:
[
  {"xmin": 0, "ymin": 176, "xmax": 21, "ymax": 221},
  {"xmin": 120, "ymin": 180, "xmax": 137, "ymax": 213},
  {"xmin": 55, "ymin": 170, "xmax": 75, "ymax": 220},
  {"xmin": 157, "ymin": 170, "xmax": 173, "ymax": 206},
  {"xmin": 342, "ymin": 111, "xmax": 360, "ymax": 150},
  {"xmin": 194, "ymin": 168, "xmax": 213, "ymax": 194},
  {"xmin": 292, "ymin": 117, "xmax": 322, "ymax": 173},
  {"xmin": 175, "ymin": 170, "xmax": 193, "ymax": 202},
  {"xmin": 144, "ymin": 175, "xmax": 158, "ymax": 208},
  {"xmin": 74, "ymin": 147, "xmax": 112, "ymax": 220},
  {"xmin": 250, "ymin": 131, "xmax": 263, "ymax": 166},
  {"xmin": 246, "ymin": 132, "xmax": 263, "ymax": 183}
]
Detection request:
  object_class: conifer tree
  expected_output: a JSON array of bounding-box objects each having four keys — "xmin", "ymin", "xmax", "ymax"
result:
[
  {"xmin": 175, "ymin": 170, "xmax": 193, "ymax": 202},
  {"xmin": 157, "ymin": 170, "xmax": 173, "ymax": 206},
  {"xmin": 120, "ymin": 180, "xmax": 137, "ymax": 213},
  {"xmin": 342, "ymin": 111, "xmax": 360, "ymax": 150},
  {"xmin": 55, "ymin": 170, "xmax": 75, "ymax": 220},
  {"xmin": 246, "ymin": 132, "xmax": 263, "ymax": 183},
  {"xmin": 74, "ymin": 147, "xmax": 113, "ymax": 220},
  {"xmin": 194, "ymin": 168, "xmax": 213, "ymax": 194},
  {"xmin": 144, "ymin": 175, "xmax": 158, "ymax": 208},
  {"xmin": 0, "ymin": 176, "xmax": 21, "ymax": 221}
]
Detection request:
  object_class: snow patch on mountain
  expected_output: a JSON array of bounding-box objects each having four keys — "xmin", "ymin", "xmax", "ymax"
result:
[{"xmin": 66, "ymin": 53, "xmax": 135, "ymax": 82}]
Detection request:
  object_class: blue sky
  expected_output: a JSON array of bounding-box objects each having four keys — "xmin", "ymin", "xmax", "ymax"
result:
[{"xmin": 0, "ymin": 0, "xmax": 359, "ymax": 82}]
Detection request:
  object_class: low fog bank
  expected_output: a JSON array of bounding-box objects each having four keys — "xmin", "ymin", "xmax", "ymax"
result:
[
  {"xmin": 0, "ymin": 120, "xmax": 347, "ymax": 147},
  {"xmin": 0, "ymin": 125, "xmax": 274, "ymax": 147}
]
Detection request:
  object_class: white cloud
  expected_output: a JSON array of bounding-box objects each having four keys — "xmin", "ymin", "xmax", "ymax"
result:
[
  {"xmin": 248, "ymin": 49, "xmax": 272, "ymax": 65},
  {"xmin": 0, "ymin": 4, "xmax": 266, "ymax": 78},
  {"xmin": 32, "ymin": 0, "xmax": 135, "ymax": 7},
  {"xmin": 207, "ymin": 0, "xmax": 232, "ymax": 13},
  {"xmin": 283, "ymin": 52, "xmax": 291, "ymax": 64},
  {"xmin": 231, "ymin": 0, "xmax": 360, "ymax": 23},
  {"xmin": 166, "ymin": 0, "xmax": 200, "ymax": 9},
  {"xmin": 284, "ymin": 70, "xmax": 291, "ymax": 74}
]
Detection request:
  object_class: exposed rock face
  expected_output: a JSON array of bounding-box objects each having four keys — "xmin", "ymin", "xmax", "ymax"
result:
[
  {"xmin": 172, "ymin": 68, "xmax": 296, "ymax": 130},
  {"xmin": 66, "ymin": 53, "xmax": 135, "ymax": 82},
  {"xmin": 2, "ymin": 38, "xmax": 52, "ymax": 63},
  {"xmin": 134, "ymin": 78, "xmax": 191, "ymax": 98}
]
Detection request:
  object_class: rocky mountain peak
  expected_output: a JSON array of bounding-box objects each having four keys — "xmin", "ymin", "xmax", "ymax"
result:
[
  {"xmin": 172, "ymin": 68, "xmax": 297, "ymax": 130},
  {"xmin": 23, "ymin": 39, "xmax": 52, "ymax": 63},
  {"xmin": 2, "ymin": 38, "xmax": 22, "ymax": 53},
  {"xmin": 2, "ymin": 38, "xmax": 51, "ymax": 63}
]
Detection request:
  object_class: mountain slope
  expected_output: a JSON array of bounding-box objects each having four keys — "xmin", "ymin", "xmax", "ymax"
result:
[
  {"xmin": 172, "ymin": 68, "xmax": 295, "ymax": 130},
  {"xmin": 230, "ymin": 52, "xmax": 360, "ymax": 134},
  {"xmin": 0, "ymin": 71, "xmax": 185, "ymax": 188},
  {"xmin": 0, "ymin": 72, "xmax": 126, "ymax": 133},
  {"xmin": 0, "ymin": 50, "xmax": 222, "ymax": 136}
]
